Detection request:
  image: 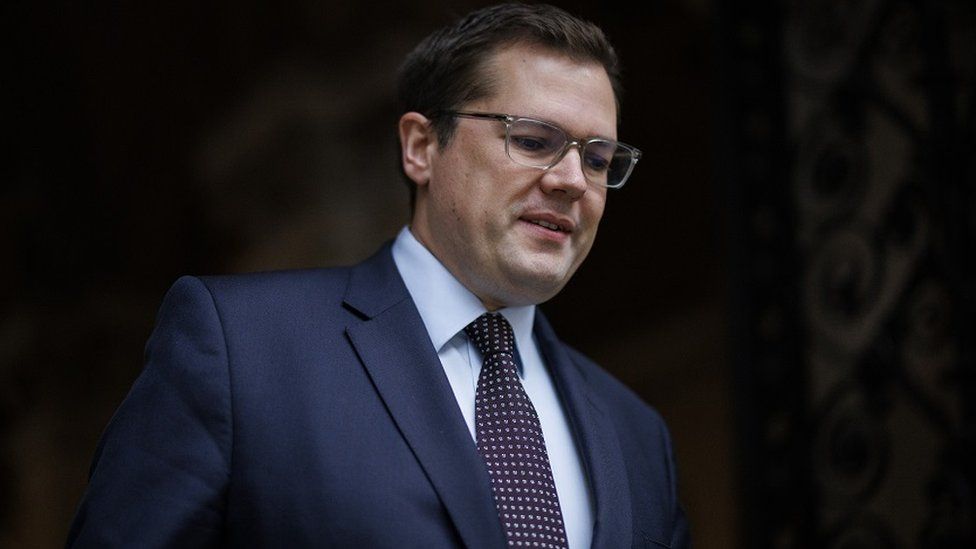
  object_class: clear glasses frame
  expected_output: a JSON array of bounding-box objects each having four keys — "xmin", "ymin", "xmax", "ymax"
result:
[{"xmin": 444, "ymin": 111, "xmax": 642, "ymax": 189}]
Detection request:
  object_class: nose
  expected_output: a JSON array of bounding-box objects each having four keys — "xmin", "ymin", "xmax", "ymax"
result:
[{"xmin": 539, "ymin": 144, "xmax": 588, "ymax": 200}]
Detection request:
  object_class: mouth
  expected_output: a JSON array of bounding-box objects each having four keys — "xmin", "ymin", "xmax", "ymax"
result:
[
  {"xmin": 527, "ymin": 219, "xmax": 567, "ymax": 232},
  {"xmin": 519, "ymin": 212, "xmax": 576, "ymax": 236}
]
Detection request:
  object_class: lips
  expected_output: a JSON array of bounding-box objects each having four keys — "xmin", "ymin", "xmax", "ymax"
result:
[
  {"xmin": 519, "ymin": 212, "xmax": 576, "ymax": 234},
  {"xmin": 529, "ymin": 219, "xmax": 563, "ymax": 231}
]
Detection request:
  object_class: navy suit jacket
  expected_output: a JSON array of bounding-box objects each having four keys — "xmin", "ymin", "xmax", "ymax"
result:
[{"xmin": 68, "ymin": 244, "xmax": 689, "ymax": 548}]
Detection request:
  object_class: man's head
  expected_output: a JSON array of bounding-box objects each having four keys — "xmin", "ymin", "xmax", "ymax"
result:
[{"xmin": 396, "ymin": 3, "xmax": 631, "ymax": 310}]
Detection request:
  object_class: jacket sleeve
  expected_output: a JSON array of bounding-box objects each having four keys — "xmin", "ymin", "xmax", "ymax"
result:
[{"xmin": 67, "ymin": 276, "xmax": 232, "ymax": 548}]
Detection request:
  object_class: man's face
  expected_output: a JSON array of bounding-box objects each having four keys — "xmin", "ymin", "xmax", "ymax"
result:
[{"xmin": 410, "ymin": 43, "xmax": 616, "ymax": 310}]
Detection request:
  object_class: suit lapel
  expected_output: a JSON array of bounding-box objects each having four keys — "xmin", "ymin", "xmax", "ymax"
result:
[
  {"xmin": 342, "ymin": 245, "xmax": 504, "ymax": 549},
  {"xmin": 534, "ymin": 313, "xmax": 633, "ymax": 549}
]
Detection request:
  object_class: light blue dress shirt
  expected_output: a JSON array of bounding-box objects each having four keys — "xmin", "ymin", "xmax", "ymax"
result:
[{"xmin": 392, "ymin": 226, "xmax": 594, "ymax": 549}]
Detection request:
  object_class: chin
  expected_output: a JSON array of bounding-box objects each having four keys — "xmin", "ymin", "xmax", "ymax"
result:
[
  {"xmin": 502, "ymin": 267, "xmax": 574, "ymax": 305},
  {"xmin": 486, "ymin": 248, "xmax": 583, "ymax": 305}
]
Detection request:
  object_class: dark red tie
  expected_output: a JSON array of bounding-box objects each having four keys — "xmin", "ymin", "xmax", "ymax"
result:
[{"xmin": 465, "ymin": 313, "xmax": 568, "ymax": 548}]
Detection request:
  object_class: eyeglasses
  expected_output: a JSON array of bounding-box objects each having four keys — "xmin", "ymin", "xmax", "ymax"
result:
[{"xmin": 443, "ymin": 111, "xmax": 641, "ymax": 189}]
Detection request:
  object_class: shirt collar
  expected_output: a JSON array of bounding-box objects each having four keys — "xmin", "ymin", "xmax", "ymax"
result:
[{"xmin": 391, "ymin": 226, "xmax": 536, "ymax": 359}]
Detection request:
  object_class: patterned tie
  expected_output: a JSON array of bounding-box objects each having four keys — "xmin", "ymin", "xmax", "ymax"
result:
[{"xmin": 464, "ymin": 313, "xmax": 568, "ymax": 549}]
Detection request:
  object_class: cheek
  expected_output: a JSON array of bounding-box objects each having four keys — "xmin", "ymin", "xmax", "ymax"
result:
[{"xmin": 582, "ymin": 195, "xmax": 607, "ymax": 227}]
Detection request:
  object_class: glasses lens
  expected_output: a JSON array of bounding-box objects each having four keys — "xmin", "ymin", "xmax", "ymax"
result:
[
  {"xmin": 506, "ymin": 119, "xmax": 566, "ymax": 168},
  {"xmin": 581, "ymin": 140, "xmax": 614, "ymax": 186},
  {"xmin": 583, "ymin": 140, "xmax": 638, "ymax": 188}
]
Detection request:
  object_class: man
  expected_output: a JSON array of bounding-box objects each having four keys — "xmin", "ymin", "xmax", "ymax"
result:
[{"xmin": 68, "ymin": 3, "xmax": 689, "ymax": 548}]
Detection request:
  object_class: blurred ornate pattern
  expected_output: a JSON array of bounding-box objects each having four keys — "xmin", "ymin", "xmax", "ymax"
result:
[{"xmin": 726, "ymin": 0, "xmax": 975, "ymax": 547}]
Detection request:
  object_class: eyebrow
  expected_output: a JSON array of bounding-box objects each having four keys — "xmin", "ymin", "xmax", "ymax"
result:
[{"xmin": 529, "ymin": 114, "xmax": 617, "ymax": 142}]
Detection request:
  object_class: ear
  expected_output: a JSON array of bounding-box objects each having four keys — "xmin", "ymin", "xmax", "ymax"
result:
[{"xmin": 398, "ymin": 112, "xmax": 437, "ymax": 187}]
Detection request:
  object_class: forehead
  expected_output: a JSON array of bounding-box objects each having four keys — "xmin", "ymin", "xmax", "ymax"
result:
[{"xmin": 474, "ymin": 43, "xmax": 618, "ymax": 139}]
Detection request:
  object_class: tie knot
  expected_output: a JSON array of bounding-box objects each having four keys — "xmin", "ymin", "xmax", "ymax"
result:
[{"xmin": 464, "ymin": 313, "xmax": 516, "ymax": 358}]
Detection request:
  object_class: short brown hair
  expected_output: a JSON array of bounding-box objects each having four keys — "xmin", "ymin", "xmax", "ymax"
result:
[{"xmin": 397, "ymin": 3, "xmax": 622, "ymax": 204}]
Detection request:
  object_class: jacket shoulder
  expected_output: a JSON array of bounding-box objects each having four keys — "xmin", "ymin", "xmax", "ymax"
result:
[{"xmin": 156, "ymin": 268, "xmax": 355, "ymax": 341}]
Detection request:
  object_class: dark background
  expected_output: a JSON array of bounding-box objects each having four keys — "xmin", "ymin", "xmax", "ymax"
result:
[{"xmin": 3, "ymin": 1, "xmax": 973, "ymax": 547}]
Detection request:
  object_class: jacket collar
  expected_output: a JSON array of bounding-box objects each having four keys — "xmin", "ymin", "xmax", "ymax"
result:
[
  {"xmin": 534, "ymin": 312, "xmax": 633, "ymax": 549},
  {"xmin": 343, "ymin": 243, "xmax": 505, "ymax": 548}
]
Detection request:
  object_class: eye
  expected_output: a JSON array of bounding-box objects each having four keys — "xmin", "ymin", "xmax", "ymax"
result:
[
  {"xmin": 511, "ymin": 135, "xmax": 554, "ymax": 154},
  {"xmin": 583, "ymin": 141, "xmax": 616, "ymax": 172},
  {"xmin": 508, "ymin": 119, "xmax": 564, "ymax": 157},
  {"xmin": 511, "ymin": 135, "xmax": 552, "ymax": 153},
  {"xmin": 583, "ymin": 152, "xmax": 611, "ymax": 172}
]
